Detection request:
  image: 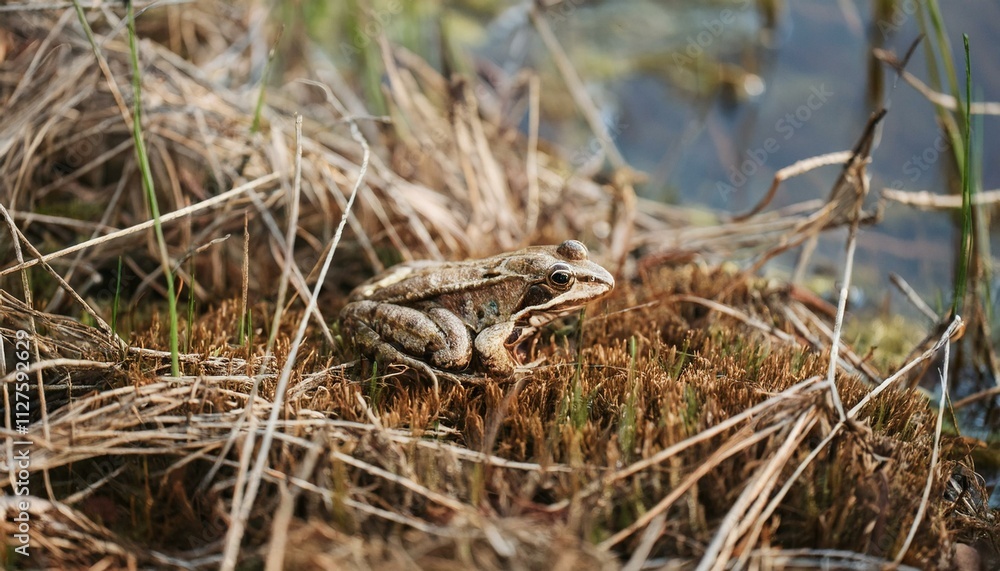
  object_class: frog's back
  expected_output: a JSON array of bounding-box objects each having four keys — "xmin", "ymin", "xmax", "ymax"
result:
[{"xmin": 348, "ymin": 258, "xmax": 508, "ymax": 305}]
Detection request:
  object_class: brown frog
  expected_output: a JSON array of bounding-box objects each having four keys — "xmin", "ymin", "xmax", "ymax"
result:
[{"xmin": 341, "ymin": 240, "xmax": 614, "ymax": 385}]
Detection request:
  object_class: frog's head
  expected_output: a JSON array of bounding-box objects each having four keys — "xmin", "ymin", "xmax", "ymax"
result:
[{"xmin": 504, "ymin": 239, "xmax": 615, "ymax": 329}]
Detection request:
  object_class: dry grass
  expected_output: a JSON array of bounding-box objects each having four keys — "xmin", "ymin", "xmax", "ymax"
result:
[{"xmin": 0, "ymin": 1, "xmax": 997, "ymax": 570}]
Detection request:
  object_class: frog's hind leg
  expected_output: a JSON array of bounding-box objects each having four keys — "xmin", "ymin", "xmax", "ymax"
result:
[
  {"xmin": 349, "ymin": 319, "xmax": 443, "ymax": 393},
  {"xmin": 349, "ymin": 301, "xmax": 473, "ymax": 369}
]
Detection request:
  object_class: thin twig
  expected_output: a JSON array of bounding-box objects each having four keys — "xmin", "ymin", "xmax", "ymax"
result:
[
  {"xmin": 889, "ymin": 272, "xmax": 939, "ymax": 322},
  {"xmin": 824, "ymin": 207, "xmax": 860, "ymax": 421}
]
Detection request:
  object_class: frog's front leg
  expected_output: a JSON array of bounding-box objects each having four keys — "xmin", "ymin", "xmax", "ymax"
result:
[
  {"xmin": 473, "ymin": 322, "xmax": 520, "ymax": 378},
  {"xmin": 342, "ymin": 301, "xmax": 473, "ymax": 372}
]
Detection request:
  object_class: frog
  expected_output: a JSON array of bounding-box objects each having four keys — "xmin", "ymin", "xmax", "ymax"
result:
[{"xmin": 340, "ymin": 239, "xmax": 615, "ymax": 387}]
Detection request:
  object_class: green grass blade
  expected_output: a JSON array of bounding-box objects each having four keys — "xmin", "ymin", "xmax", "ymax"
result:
[
  {"xmin": 251, "ymin": 26, "xmax": 283, "ymax": 134},
  {"xmin": 916, "ymin": 2, "xmax": 964, "ymax": 165},
  {"xmin": 952, "ymin": 34, "xmax": 973, "ymax": 317},
  {"xmin": 126, "ymin": 1, "xmax": 179, "ymax": 375},
  {"xmin": 186, "ymin": 261, "xmax": 196, "ymax": 354},
  {"xmin": 112, "ymin": 255, "xmax": 123, "ymax": 339}
]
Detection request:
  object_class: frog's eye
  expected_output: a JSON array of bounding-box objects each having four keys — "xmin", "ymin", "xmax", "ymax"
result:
[{"xmin": 547, "ymin": 263, "xmax": 575, "ymax": 289}]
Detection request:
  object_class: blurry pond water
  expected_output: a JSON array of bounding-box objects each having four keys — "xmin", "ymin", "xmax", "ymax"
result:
[{"xmin": 467, "ymin": 1, "xmax": 1000, "ymax": 308}]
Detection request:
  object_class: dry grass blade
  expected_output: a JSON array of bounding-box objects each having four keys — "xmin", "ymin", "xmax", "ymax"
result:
[{"xmin": 883, "ymin": 187, "xmax": 1000, "ymax": 208}]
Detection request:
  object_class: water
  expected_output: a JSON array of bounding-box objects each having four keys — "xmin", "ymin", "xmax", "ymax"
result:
[{"xmin": 475, "ymin": 0, "xmax": 998, "ymax": 309}]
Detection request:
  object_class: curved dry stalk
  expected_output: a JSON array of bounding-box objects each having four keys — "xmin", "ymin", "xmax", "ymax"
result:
[{"xmin": 732, "ymin": 151, "xmax": 854, "ymax": 221}]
